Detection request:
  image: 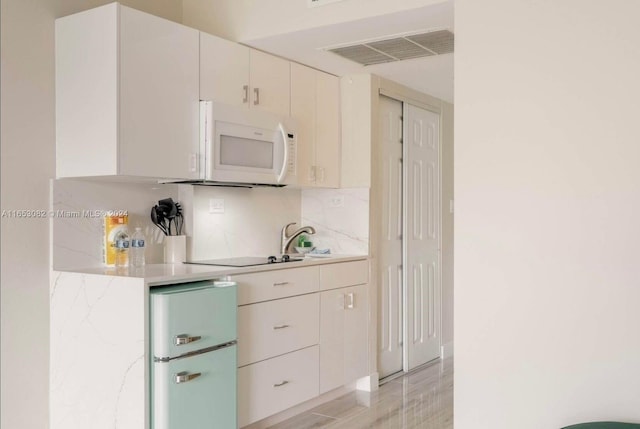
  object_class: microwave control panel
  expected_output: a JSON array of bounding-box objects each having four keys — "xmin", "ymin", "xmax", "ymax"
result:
[{"xmin": 286, "ymin": 133, "xmax": 296, "ymax": 176}]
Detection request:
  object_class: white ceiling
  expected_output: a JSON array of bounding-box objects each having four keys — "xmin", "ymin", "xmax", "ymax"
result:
[{"xmin": 243, "ymin": 0, "xmax": 453, "ymax": 103}]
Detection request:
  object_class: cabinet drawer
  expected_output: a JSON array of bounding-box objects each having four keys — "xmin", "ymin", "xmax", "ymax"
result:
[
  {"xmin": 319, "ymin": 260, "xmax": 368, "ymax": 291},
  {"xmin": 233, "ymin": 266, "xmax": 319, "ymax": 305},
  {"xmin": 238, "ymin": 293, "xmax": 319, "ymax": 367},
  {"xmin": 238, "ymin": 346, "xmax": 319, "ymax": 427}
]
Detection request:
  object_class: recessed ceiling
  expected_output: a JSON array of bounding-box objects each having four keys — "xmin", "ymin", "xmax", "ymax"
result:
[{"xmin": 242, "ymin": 1, "xmax": 453, "ymax": 103}]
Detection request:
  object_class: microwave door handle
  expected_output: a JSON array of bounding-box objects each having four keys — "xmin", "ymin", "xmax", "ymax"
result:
[{"xmin": 276, "ymin": 123, "xmax": 288, "ymax": 184}]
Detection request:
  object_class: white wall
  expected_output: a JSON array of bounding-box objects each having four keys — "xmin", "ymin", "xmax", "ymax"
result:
[
  {"xmin": 455, "ymin": 1, "xmax": 640, "ymax": 428},
  {"xmin": 0, "ymin": 2, "xmax": 182, "ymax": 428},
  {"xmin": 182, "ymin": 0, "xmax": 447, "ymax": 41}
]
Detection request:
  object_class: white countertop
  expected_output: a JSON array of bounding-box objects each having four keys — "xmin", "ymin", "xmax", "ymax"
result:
[{"xmin": 55, "ymin": 254, "xmax": 369, "ymax": 286}]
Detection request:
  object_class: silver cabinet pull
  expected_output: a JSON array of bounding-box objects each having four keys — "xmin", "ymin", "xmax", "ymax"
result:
[
  {"xmin": 253, "ymin": 88, "xmax": 260, "ymax": 105},
  {"xmin": 189, "ymin": 153, "xmax": 198, "ymax": 173},
  {"xmin": 243, "ymin": 85, "xmax": 249, "ymax": 103},
  {"xmin": 175, "ymin": 371, "xmax": 201, "ymax": 384},
  {"xmin": 273, "ymin": 324, "xmax": 290, "ymax": 330},
  {"xmin": 273, "ymin": 380, "xmax": 289, "ymax": 387},
  {"xmin": 318, "ymin": 167, "xmax": 326, "ymax": 183},
  {"xmin": 347, "ymin": 293, "xmax": 355, "ymax": 309},
  {"xmin": 273, "ymin": 281, "xmax": 290, "ymax": 287},
  {"xmin": 175, "ymin": 334, "xmax": 202, "ymax": 346}
]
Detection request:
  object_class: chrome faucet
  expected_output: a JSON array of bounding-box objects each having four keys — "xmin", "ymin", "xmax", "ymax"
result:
[{"xmin": 281, "ymin": 222, "xmax": 316, "ymax": 255}]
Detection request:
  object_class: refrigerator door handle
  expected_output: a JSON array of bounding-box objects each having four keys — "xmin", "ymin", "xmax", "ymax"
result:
[
  {"xmin": 175, "ymin": 334, "xmax": 202, "ymax": 346},
  {"xmin": 175, "ymin": 371, "xmax": 202, "ymax": 384}
]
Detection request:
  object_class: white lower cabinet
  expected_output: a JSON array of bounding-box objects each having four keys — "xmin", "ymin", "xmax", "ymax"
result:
[
  {"xmin": 50, "ymin": 259, "xmax": 368, "ymax": 429},
  {"xmin": 234, "ymin": 259, "xmax": 369, "ymax": 427},
  {"xmin": 238, "ymin": 346, "xmax": 319, "ymax": 427},
  {"xmin": 319, "ymin": 284, "xmax": 368, "ymax": 394}
]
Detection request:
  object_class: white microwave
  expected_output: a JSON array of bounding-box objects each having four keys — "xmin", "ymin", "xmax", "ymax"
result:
[{"xmin": 199, "ymin": 101, "xmax": 297, "ymax": 187}]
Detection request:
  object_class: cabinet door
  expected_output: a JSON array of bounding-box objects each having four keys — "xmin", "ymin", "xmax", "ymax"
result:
[
  {"xmin": 319, "ymin": 284, "xmax": 368, "ymax": 394},
  {"xmin": 119, "ymin": 6, "xmax": 200, "ymax": 179},
  {"xmin": 200, "ymin": 32, "xmax": 250, "ymax": 108},
  {"xmin": 344, "ymin": 284, "xmax": 368, "ymax": 384},
  {"xmin": 315, "ymin": 72, "xmax": 341, "ymax": 188},
  {"xmin": 56, "ymin": 3, "xmax": 119, "ymax": 178},
  {"xmin": 290, "ymin": 63, "xmax": 317, "ymax": 187},
  {"xmin": 290, "ymin": 65, "xmax": 341, "ymax": 188},
  {"xmin": 249, "ymin": 49, "xmax": 290, "ymax": 116}
]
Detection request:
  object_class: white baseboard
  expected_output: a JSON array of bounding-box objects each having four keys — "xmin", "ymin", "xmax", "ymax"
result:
[
  {"xmin": 441, "ymin": 342, "xmax": 454, "ymax": 359},
  {"xmin": 355, "ymin": 372, "xmax": 379, "ymax": 392}
]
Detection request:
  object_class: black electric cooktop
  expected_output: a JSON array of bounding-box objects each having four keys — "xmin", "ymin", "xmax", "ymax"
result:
[{"xmin": 185, "ymin": 255, "xmax": 304, "ymax": 267}]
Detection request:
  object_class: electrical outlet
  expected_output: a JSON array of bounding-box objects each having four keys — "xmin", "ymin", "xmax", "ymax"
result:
[
  {"xmin": 209, "ymin": 199, "xmax": 225, "ymax": 214},
  {"xmin": 329, "ymin": 196, "xmax": 345, "ymax": 208}
]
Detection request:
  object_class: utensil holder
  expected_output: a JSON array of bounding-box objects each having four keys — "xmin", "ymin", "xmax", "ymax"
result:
[{"xmin": 164, "ymin": 235, "xmax": 186, "ymax": 264}]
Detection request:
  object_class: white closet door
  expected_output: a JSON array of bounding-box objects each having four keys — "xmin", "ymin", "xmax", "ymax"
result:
[
  {"xmin": 378, "ymin": 96, "xmax": 404, "ymax": 378},
  {"xmin": 404, "ymin": 103, "xmax": 441, "ymax": 370}
]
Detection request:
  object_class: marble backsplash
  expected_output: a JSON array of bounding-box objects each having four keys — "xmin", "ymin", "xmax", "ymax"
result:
[
  {"xmin": 301, "ymin": 188, "xmax": 370, "ymax": 255},
  {"xmin": 51, "ymin": 180, "xmax": 369, "ymax": 270},
  {"xmin": 51, "ymin": 179, "xmax": 181, "ymax": 270},
  {"xmin": 189, "ymin": 186, "xmax": 371, "ymax": 259},
  {"xmin": 186, "ymin": 185, "xmax": 301, "ymax": 260}
]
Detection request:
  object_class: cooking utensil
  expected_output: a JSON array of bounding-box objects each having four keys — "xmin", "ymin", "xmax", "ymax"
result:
[
  {"xmin": 175, "ymin": 202, "xmax": 184, "ymax": 235},
  {"xmin": 151, "ymin": 198, "xmax": 184, "ymax": 236},
  {"xmin": 158, "ymin": 198, "xmax": 178, "ymax": 235},
  {"xmin": 151, "ymin": 205, "xmax": 168, "ymax": 236}
]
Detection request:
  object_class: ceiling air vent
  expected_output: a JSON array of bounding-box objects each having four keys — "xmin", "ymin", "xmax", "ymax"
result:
[{"xmin": 325, "ymin": 29, "xmax": 454, "ymax": 66}]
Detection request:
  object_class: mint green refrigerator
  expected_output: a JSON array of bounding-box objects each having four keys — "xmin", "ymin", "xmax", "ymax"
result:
[{"xmin": 150, "ymin": 280, "xmax": 237, "ymax": 429}]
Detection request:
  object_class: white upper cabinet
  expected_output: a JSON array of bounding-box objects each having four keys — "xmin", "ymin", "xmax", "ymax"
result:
[
  {"xmin": 290, "ymin": 63, "xmax": 316, "ymax": 187},
  {"xmin": 249, "ymin": 49, "xmax": 290, "ymax": 117},
  {"xmin": 315, "ymin": 72, "xmax": 341, "ymax": 187},
  {"xmin": 291, "ymin": 63, "xmax": 341, "ymax": 188},
  {"xmin": 56, "ymin": 4, "xmax": 200, "ymax": 180},
  {"xmin": 200, "ymin": 34, "xmax": 290, "ymax": 117},
  {"xmin": 199, "ymin": 32, "xmax": 250, "ymax": 108}
]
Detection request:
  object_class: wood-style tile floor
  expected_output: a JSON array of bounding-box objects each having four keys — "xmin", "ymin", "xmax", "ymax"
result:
[{"xmin": 269, "ymin": 357, "xmax": 453, "ymax": 429}]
